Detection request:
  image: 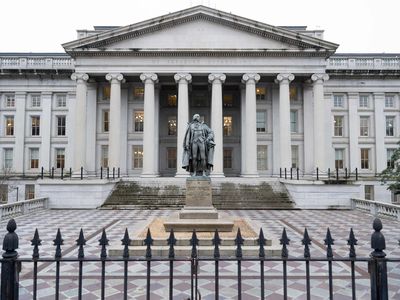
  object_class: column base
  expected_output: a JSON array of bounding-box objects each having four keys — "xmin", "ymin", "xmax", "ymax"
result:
[{"xmin": 175, "ymin": 173, "xmax": 190, "ymax": 178}]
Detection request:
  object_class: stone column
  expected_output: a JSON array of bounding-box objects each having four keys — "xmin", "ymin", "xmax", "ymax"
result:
[
  {"xmin": 276, "ymin": 73, "xmax": 294, "ymax": 170},
  {"xmin": 374, "ymin": 92, "xmax": 385, "ymax": 173},
  {"xmin": 208, "ymin": 73, "xmax": 226, "ymax": 177},
  {"xmin": 70, "ymin": 73, "xmax": 89, "ymax": 174},
  {"xmin": 106, "ymin": 73, "xmax": 124, "ymax": 170},
  {"xmin": 240, "ymin": 85, "xmax": 246, "ymax": 175},
  {"xmin": 174, "ymin": 73, "xmax": 192, "ymax": 177},
  {"xmin": 348, "ymin": 93, "xmax": 360, "ymax": 171},
  {"xmin": 140, "ymin": 73, "xmax": 158, "ymax": 177},
  {"xmin": 14, "ymin": 92, "xmax": 26, "ymax": 174},
  {"xmin": 311, "ymin": 74, "xmax": 329, "ymax": 172},
  {"xmin": 241, "ymin": 73, "xmax": 260, "ymax": 177}
]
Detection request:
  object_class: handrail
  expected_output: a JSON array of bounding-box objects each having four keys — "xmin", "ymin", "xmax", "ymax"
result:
[
  {"xmin": 351, "ymin": 197, "xmax": 400, "ymax": 220},
  {"xmin": 0, "ymin": 198, "xmax": 48, "ymax": 221}
]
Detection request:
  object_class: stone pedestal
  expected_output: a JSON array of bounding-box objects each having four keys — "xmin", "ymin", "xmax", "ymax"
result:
[{"xmin": 164, "ymin": 177, "xmax": 234, "ymax": 232}]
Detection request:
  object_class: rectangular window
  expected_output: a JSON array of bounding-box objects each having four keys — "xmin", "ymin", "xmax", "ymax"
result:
[
  {"xmin": 365, "ymin": 185, "xmax": 374, "ymax": 200},
  {"xmin": 0, "ymin": 185, "xmax": 7, "ymax": 203},
  {"xmin": 387, "ymin": 149, "xmax": 395, "ymax": 168},
  {"xmin": 290, "ymin": 86, "xmax": 297, "ymax": 101},
  {"xmin": 133, "ymin": 87, "xmax": 144, "ymax": 100},
  {"xmin": 134, "ymin": 111, "xmax": 144, "ymax": 132},
  {"xmin": 333, "ymin": 95, "xmax": 344, "ymax": 108},
  {"xmin": 223, "ymin": 116, "xmax": 233, "ymax": 136},
  {"xmin": 223, "ymin": 148, "xmax": 232, "ymax": 169},
  {"xmin": 359, "ymin": 116, "xmax": 369, "ymax": 136},
  {"xmin": 132, "ymin": 146, "xmax": 143, "ymax": 169},
  {"xmin": 57, "ymin": 116, "xmax": 66, "ymax": 136},
  {"xmin": 31, "ymin": 95, "xmax": 41, "ymax": 107},
  {"xmin": 256, "ymin": 111, "xmax": 266, "ymax": 133},
  {"xmin": 290, "ymin": 111, "xmax": 298, "ymax": 133},
  {"xmin": 167, "ymin": 147, "xmax": 177, "ymax": 169},
  {"xmin": 103, "ymin": 86, "xmax": 110, "ymax": 100},
  {"xmin": 335, "ymin": 149, "xmax": 344, "ymax": 169},
  {"xmin": 223, "ymin": 94, "xmax": 233, "ymax": 107},
  {"xmin": 55, "ymin": 148, "xmax": 65, "ymax": 169},
  {"xmin": 4, "ymin": 148, "xmax": 13, "ymax": 169},
  {"xmin": 103, "ymin": 110, "xmax": 109, "ymax": 133},
  {"xmin": 359, "ymin": 95, "xmax": 369, "ymax": 108},
  {"xmin": 5, "ymin": 116, "xmax": 14, "ymax": 136},
  {"xmin": 360, "ymin": 148, "xmax": 370, "ymax": 169},
  {"xmin": 386, "ymin": 116, "xmax": 395, "ymax": 136},
  {"xmin": 31, "ymin": 116, "xmax": 40, "ymax": 136},
  {"xmin": 333, "ymin": 116, "xmax": 343, "ymax": 137},
  {"xmin": 167, "ymin": 94, "xmax": 177, "ymax": 107},
  {"xmin": 56, "ymin": 94, "xmax": 67, "ymax": 107},
  {"xmin": 5, "ymin": 95, "xmax": 15, "ymax": 107},
  {"xmin": 291, "ymin": 145, "xmax": 299, "ymax": 168},
  {"xmin": 30, "ymin": 148, "xmax": 39, "ymax": 169},
  {"xmin": 256, "ymin": 86, "xmax": 266, "ymax": 100},
  {"xmin": 168, "ymin": 116, "xmax": 177, "ymax": 136},
  {"xmin": 385, "ymin": 95, "xmax": 394, "ymax": 108},
  {"xmin": 101, "ymin": 145, "xmax": 108, "ymax": 168},
  {"xmin": 25, "ymin": 184, "xmax": 35, "ymax": 200},
  {"xmin": 257, "ymin": 145, "xmax": 268, "ymax": 170}
]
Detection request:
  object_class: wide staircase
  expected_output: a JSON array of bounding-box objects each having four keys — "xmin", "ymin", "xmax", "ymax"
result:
[{"xmin": 101, "ymin": 178, "xmax": 295, "ymax": 210}]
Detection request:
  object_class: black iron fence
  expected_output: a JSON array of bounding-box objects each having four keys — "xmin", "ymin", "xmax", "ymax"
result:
[
  {"xmin": 2, "ymin": 166, "xmax": 379, "ymax": 181},
  {"xmin": 1, "ymin": 217, "xmax": 399, "ymax": 299}
]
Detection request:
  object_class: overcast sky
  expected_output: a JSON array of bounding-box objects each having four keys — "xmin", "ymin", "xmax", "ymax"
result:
[{"xmin": 1, "ymin": 0, "xmax": 399, "ymax": 53}]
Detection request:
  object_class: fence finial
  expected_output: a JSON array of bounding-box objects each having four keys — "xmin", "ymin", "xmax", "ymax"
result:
[
  {"xmin": 31, "ymin": 228, "xmax": 41, "ymax": 259},
  {"xmin": 167, "ymin": 229, "xmax": 176, "ymax": 259},
  {"xmin": 258, "ymin": 228, "xmax": 266, "ymax": 258},
  {"xmin": 3, "ymin": 219, "xmax": 18, "ymax": 257},
  {"xmin": 190, "ymin": 229, "xmax": 199, "ymax": 259},
  {"xmin": 53, "ymin": 228, "xmax": 63, "ymax": 259},
  {"xmin": 302, "ymin": 228, "xmax": 312, "ymax": 258},
  {"xmin": 347, "ymin": 228, "xmax": 358, "ymax": 258},
  {"xmin": 371, "ymin": 218, "xmax": 386, "ymax": 258},
  {"xmin": 280, "ymin": 227, "xmax": 290, "ymax": 258},
  {"xmin": 212, "ymin": 229, "xmax": 221, "ymax": 259},
  {"xmin": 324, "ymin": 228, "xmax": 335, "ymax": 258},
  {"xmin": 235, "ymin": 228, "xmax": 244, "ymax": 258},
  {"xmin": 121, "ymin": 228, "xmax": 131, "ymax": 259},
  {"xmin": 144, "ymin": 228, "xmax": 153, "ymax": 259},
  {"xmin": 76, "ymin": 229, "xmax": 86, "ymax": 259},
  {"xmin": 99, "ymin": 228, "xmax": 109, "ymax": 259}
]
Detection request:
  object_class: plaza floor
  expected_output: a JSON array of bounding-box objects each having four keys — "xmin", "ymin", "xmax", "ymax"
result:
[{"xmin": 1, "ymin": 209, "xmax": 399, "ymax": 299}]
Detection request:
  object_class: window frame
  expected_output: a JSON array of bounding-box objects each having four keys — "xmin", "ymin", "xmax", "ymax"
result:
[
  {"xmin": 5, "ymin": 116, "xmax": 14, "ymax": 136},
  {"xmin": 360, "ymin": 148, "xmax": 370, "ymax": 170},
  {"xmin": 167, "ymin": 116, "xmax": 177, "ymax": 136},
  {"xmin": 359, "ymin": 116, "xmax": 369, "ymax": 137},
  {"xmin": 29, "ymin": 148, "xmax": 39, "ymax": 169},
  {"xmin": 55, "ymin": 148, "xmax": 65, "ymax": 169},
  {"xmin": 256, "ymin": 111, "xmax": 266, "ymax": 133},
  {"xmin": 167, "ymin": 147, "xmax": 177, "ymax": 169},
  {"xmin": 134, "ymin": 111, "xmax": 144, "ymax": 132},
  {"xmin": 333, "ymin": 116, "xmax": 344, "ymax": 137},
  {"xmin": 291, "ymin": 145, "xmax": 299, "ymax": 169},
  {"xmin": 5, "ymin": 95, "xmax": 15, "ymax": 108},
  {"xmin": 223, "ymin": 116, "xmax": 233, "ymax": 137},
  {"xmin": 132, "ymin": 146, "xmax": 143, "ymax": 169},
  {"xmin": 359, "ymin": 95, "xmax": 369, "ymax": 108},
  {"xmin": 290, "ymin": 110, "xmax": 298, "ymax": 133},
  {"xmin": 56, "ymin": 115, "xmax": 66, "ymax": 136},
  {"xmin": 385, "ymin": 95, "xmax": 394, "ymax": 108},
  {"xmin": 3, "ymin": 148, "xmax": 13, "ymax": 169},
  {"xmin": 31, "ymin": 94, "xmax": 41, "ymax": 108},
  {"xmin": 31, "ymin": 116, "xmax": 40, "ymax": 136},
  {"xmin": 385, "ymin": 116, "xmax": 395, "ymax": 137},
  {"xmin": 103, "ymin": 110, "xmax": 109, "ymax": 133},
  {"xmin": 333, "ymin": 95, "xmax": 344, "ymax": 108},
  {"xmin": 56, "ymin": 94, "xmax": 67, "ymax": 108},
  {"xmin": 335, "ymin": 148, "xmax": 344, "ymax": 169},
  {"xmin": 257, "ymin": 145, "xmax": 268, "ymax": 171},
  {"xmin": 223, "ymin": 148, "xmax": 233, "ymax": 169}
]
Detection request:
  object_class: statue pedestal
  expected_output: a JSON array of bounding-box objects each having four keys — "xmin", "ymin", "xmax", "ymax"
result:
[{"xmin": 164, "ymin": 176, "xmax": 234, "ymax": 232}]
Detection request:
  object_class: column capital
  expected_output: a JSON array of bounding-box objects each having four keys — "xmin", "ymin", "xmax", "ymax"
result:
[
  {"xmin": 140, "ymin": 73, "xmax": 158, "ymax": 83},
  {"xmin": 242, "ymin": 73, "xmax": 260, "ymax": 84},
  {"xmin": 106, "ymin": 73, "xmax": 124, "ymax": 83},
  {"xmin": 71, "ymin": 73, "xmax": 89, "ymax": 83},
  {"xmin": 276, "ymin": 73, "xmax": 295, "ymax": 83},
  {"xmin": 311, "ymin": 73, "xmax": 329, "ymax": 83},
  {"xmin": 174, "ymin": 73, "xmax": 192, "ymax": 83},
  {"xmin": 208, "ymin": 73, "xmax": 226, "ymax": 84}
]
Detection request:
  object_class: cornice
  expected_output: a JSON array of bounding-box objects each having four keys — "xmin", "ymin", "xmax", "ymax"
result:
[{"xmin": 67, "ymin": 48, "xmax": 330, "ymax": 58}]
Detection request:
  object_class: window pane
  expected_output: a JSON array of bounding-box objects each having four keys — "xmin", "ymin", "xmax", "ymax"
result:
[
  {"xmin": 132, "ymin": 146, "xmax": 143, "ymax": 169},
  {"xmin": 385, "ymin": 95, "xmax": 394, "ymax": 108},
  {"xmin": 223, "ymin": 116, "xmax": 232, "ymax": 136},
  {"xmin": 256, "ymin": 87, "xmax": 266, "ymax": 100},
  {"xmin": 103, "ymin": 86, "xmax": 110, "ymax": 100},
  {"xmin": 335, "ymin": 149, "xmax": 344, "ymax": 169},
  {"xmin": 4, "ymin": 148, "xmax": 13, "ymax": 169},
  {"xmin": 167, "ymin": 94, "xmax": 177, "ymax": 107},
  {"xmin": 6, "ymin": 95, "xmax": 15, "ymax": 107},
  {"xmin": 31, "ymin": 116, "xmax": 40, "ymax": 136},
  {"xmin": 290, "ymin": 87, "xmax": 297, "ymax": 101},
  {"xmin": 291, "ymin": 145, "xmax": 299, "ymax": 168},
  {"xmin": 223, "ymin": 149, "xmax": 232, "ymax": 169},
  {"xmin": 333, "ymin": 95, "xmax": 343, "ymax": 107},
  {"xmin": 25, "ymin": 184, "xmax": 35, "ymax": 200},
  {"xmin": 334, "ymin": 116, "xmax": 343, "ymax": 136},
  {"xmin": 101, "ymin": 145, "xmax": 108, "ymax": 168},
  {"xmin": 30, "ymin": 148, "xmax": 39, "ymax": 169},
  {"xmin": 360, "ymin": 148, "xmax": 369, "ymax": 169},
  {"xmin": 386, "ymin": 116, "xmax": 394, "ymax": 136},
  {"xmin": 134, "ymin": 111, "xmax": 144, "ymax": 132},
  {"xmin": 360, "ymin": 117, "xmax": 369, "ymax": 136},
  {"xmin": 168, "ymin": 116, "xmax": 177, "ymax": 136},
  {"xmin": 387, "ymin": 149, "xmax": 395, "ymax": 168},
  {"xmin": 57, "ymin": 116, "xmax": 66, "ymax": 136},
  {"xmin": 103, "ymin": 111, "xmax": 109, "ymax": 132},
  {"xmin": 359, "ymin": 95, "xmax": 369, "ymax": 108},
  {"xmin": 257, "ymin": 145, "xmax": 268, "ymax": 170},
  {"xmin": 290, "ymin": 111, "xmax": 298, "ymax": 133},
  {"xmin": 223, "ymin": 94, "xmax": 233, "ymax": 107},
  {"xmin": 56, "ymin": 95, "xmax": 67, "ymax": 107},
  {"xmin": 167, "ymin": 147, "xmax": 177, "ymax": 169},
  {"xmin": 256, "ymin": 112, "xmax": 266, "ymax": 132},
  {"xmin": 31, "ymin": 95, "xmax": 41, "ymax": 107},
  {"xmin": 56, "ymin": 148, "xmax": 65, "ymax": 169},
  {"xmin": 5, "ymin": 116, "xmax": 14, "ymax": 136},
  {"xmin": 133, "ymin": 87, "xmax": 144, "ymax": 99}
]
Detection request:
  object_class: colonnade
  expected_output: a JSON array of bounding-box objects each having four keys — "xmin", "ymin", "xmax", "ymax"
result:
[{"xmin": 71, "ymin": 72, "xmax": 328, "ymax": 177}]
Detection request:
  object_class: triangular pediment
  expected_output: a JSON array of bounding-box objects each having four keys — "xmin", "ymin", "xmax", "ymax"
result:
[{"xmin": 63, "ymin": 6, "xmax": 338, "ymax": 57}]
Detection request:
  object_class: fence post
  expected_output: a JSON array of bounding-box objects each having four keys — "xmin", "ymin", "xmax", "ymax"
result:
[
  {"xmin": 336, "ymin": 168, "xmax": 339, "ymax": 181},
  {"xmin": 369, "ymin": 218, "xmax": 388, "ymax": 300},
  {"xmin": 100, "ymin": 167, "xmax": 103, "ymax": 180},
  {"xmin": 113, "ymin": 167, "xmax": 115, "ymax": 180},
  {"xmin": 345, "ymin": 168, "xmax": 348, "ymax": 179},
  {"xmin": 290, "ymin": 168, "xmax": 293, "ymax": 180},
  {"xmin": 61, "ymin": 168, "xmax": 64, "ymax": 180},
  {"xmin": 280, "ymin": 168, "xmax": 282, "ymax": 178},
  {"xmin": 316, "ymin": 167, "xmax": 319, "ymax": 181},
  {"xmin": 107, "ymin": 167, "xmax": 110, "ymax": 180},
  {"xmin": 284, "ymin": 168, "xmax": 287, "ymax": 180},
  {"xmin": 328, "ymin": 168, "xmax": 330, "ymax": 180},
  {"xmin": 51, "ymin": 167, "xmax": 54, "ymax": 179},
  {"xmin": 1, "ymin": 219, "xmax": 20, "ymax": 300},
  {"xmin": 118, "ymin": 167, "xmax": 120, "ymax": 178},
  {"xmin": 80, "ymin": 167, "xmax": 83, "ymax": 180},
  {"xmin": 355, "ymin": 168, "xmax": 358, "ymax": 181},
  {"xmin": 296, "ymin": 168, "xmax": 299, "ymax": 180},
  {"xmin": 40, "ymin": 167, "xmax": 44, "ymax": 180}
]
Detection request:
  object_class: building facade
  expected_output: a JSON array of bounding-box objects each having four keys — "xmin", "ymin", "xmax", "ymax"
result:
[{"xmin": 0, "ymin": 6, "xmax": 399, "ymax": 180}]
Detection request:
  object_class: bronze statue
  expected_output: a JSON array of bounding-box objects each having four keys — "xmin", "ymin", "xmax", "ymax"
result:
[{"xmin": 182, "ymin": 114, "xmax": 215, "ymax": 176}]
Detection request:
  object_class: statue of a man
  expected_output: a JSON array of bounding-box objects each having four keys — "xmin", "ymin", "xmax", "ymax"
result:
[{"xmin": 182, "ymin": 114, "xmax": 215, "ymax": 176}]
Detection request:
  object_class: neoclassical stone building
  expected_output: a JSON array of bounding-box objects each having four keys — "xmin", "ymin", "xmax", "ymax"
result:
[{"xmin": 1, "ymin": 5, "xmax": 399, "ymax": 179}]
